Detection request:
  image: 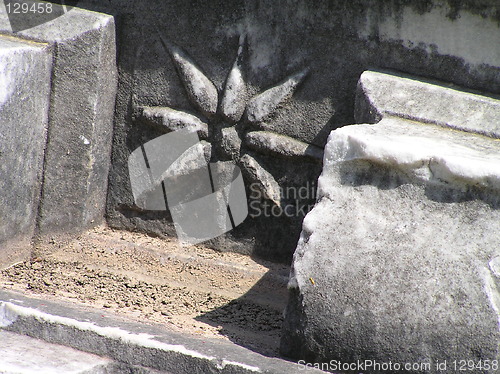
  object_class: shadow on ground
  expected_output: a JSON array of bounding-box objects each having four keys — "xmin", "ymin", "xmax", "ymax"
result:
[{"xmin": 195, "ymin": 255, "xmax": 291, "ymax": 358}]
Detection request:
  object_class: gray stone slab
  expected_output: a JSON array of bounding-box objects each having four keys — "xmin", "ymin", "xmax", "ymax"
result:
[
  {"xmin": 0, "ymin": 329, "xmax": 173, "ymax": 373},
  {"xmin": 0, "ymin": 289, "xmax": 327, "ymax": 374},
  {"xmin": 0, "ymin": 35, "xmax": 52, "ymax": 268},
  {"xmin": 0, "ymin": 330, "xmax": 114, "ymax": 373},
  {"xmin": 281, "ymin": 118, "xmax": 500, "ymax": 370},
  {"xmin": 0, "ymin": 3, "xmax": 118, "ymax": 236},
  {"xmin": 355, "ymin": 70, "xmax": 500, "ymax": 138}
]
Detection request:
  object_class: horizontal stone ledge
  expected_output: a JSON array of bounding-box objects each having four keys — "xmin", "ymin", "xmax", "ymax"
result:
[
  {"xmin": 355, "ymin": 70, "xmax": 500, "ymax": 139},
  {"xmin": 0, "ymin": 290, "xmax": 326, "ymax": 374},
  {"xmin": 321, "ymin": 117, "xmax": 500, "ymax": 196}
]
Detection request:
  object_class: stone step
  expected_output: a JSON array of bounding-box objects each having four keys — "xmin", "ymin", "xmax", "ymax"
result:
[
  {"xmin": 0, "ymin": 329, "xmax": 172, "ymax": 373},
  {"xmin": 0, "ymin": 290, "xmax": 326, "ymax": 374},
  {"xmin": 355, "ymin": 70, "xmax": 500, "ymax": 138}
]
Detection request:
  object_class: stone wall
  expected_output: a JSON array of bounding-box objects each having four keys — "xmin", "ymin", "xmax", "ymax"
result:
[
  {"xmin": 1, "ymin": 0, "xmax": 499, "ymax": 265},
  {"xmin": 69, "ymin": 0, "xmax": 500, "ymax": 262},
  {"xmin": 1, "ymin": 0, "xmax": 499, "ymax": 367}
]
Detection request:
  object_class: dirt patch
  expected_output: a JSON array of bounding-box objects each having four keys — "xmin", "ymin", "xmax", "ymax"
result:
[{"xmin": 0, "ymin": 226, "xmax": 290, "ymax": 356}]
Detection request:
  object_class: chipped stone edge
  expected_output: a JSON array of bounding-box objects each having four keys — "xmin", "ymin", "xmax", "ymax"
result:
[{"xmin": 321, "ymin": 119, "xmax": 500, "ymax": 193}]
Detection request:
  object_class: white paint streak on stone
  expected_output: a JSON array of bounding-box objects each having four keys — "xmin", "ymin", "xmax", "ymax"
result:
[
  {"xmin": 0, "ymin": 302, "xmax": 215, "ymax": 361},
  {"xmin": 220, "ymin": 359, "xmax": 262, "ymax": 372}
]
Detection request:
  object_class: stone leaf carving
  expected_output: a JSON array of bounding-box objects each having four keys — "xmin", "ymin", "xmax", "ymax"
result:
[
  {"xmin": 136, "ymin": 32, "xmax": 317, "ymax": 208},
  {"xmin": 158, "ymin": 35, "xmax": 218, "ymax": 118}
]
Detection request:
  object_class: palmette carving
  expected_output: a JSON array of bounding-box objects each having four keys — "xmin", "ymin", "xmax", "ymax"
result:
[{"xmin": 136, "ymin": 33, "xmax": 322, "ymax": 206}]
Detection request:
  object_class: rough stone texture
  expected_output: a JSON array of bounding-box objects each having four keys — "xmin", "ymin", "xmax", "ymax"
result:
[
  {"xmin": 138, "ymin": 106, "xmax": 209, "ymax": 139},
  {"xmin": 356, "ymin": 70, "xmax": 500, "ymax": 138},
  {"xmin": 240, "ymin": 153, "xmax": 281, "ymax": 206},
  {"xmin": 281, "ymin": 72, "xmax": 500, "ymax": 369},
  {"xmin": 245, "ymin": 68, "xmax": 309, "ymax": 124},
  {"xmin": 246, "ymin": 131, "xmax": 323, "ymax": 162},
  {"xmin": 71, "ymin": 0, "xmax": 499, "ymax": 262},
  {"xmin": 160, "ymin": 37, "xmax": 219, "ymax": 119},
  {"xmin": 0, "ymin": 35, "xmax": 52, "ymax": 269},
  {"xmin": 0, "ymin": 3, "xmax": 118, "ymax": 236}
]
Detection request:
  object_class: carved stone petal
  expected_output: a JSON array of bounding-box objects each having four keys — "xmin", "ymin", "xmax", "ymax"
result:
[
  {"xmin": 158, "ymin": 36, "xmax": 218, "ymax": 117},
  {"xmin": 161, "ymin": 140, "xmax": 212, "ymax": 180},
  {"xmin": 239, "ymin": 153, "xmax": 281, "ymax": 205},
  {"xmin": 214, "ymin": 126, "xmax": 242, "ymax": 162},
  {"xmin": 221, "ymin": 36, "xmax": 247, "ymax": 123},
  {"xmin": 139, "ymin": 106, "xmax": 209, "ymax": 139},
  {"xmin": 245, "ymin": 68, "xmax": 308, "ymax": 124},
  {"xmin": 245, "ymin": 131, "xmax": 323, "ymax": 162}
]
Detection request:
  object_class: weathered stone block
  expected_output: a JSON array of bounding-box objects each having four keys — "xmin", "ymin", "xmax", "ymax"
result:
[
  {"xmin": 0, "ymin": 35, "xmax": 52, "ymax": 267},
  {"xmin": 355, "ymin": 70, "xmax": 500, "ymax": 138},
  {"xmin": 1, "ymin": 3, "xmax": 118, "ymax": 235},
  {"xmin": 282, "ymin": 73, "xmax": 500, "ymax": 370}
]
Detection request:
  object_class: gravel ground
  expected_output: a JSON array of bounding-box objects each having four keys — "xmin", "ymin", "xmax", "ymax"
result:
[{"xmin": 0, "ymin": 226, "xmax": 290, "ymax": 356}]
